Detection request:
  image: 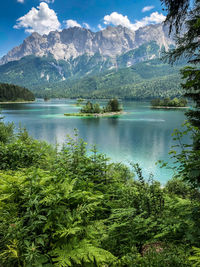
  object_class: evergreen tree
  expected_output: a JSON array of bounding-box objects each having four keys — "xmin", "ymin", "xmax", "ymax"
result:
[
  {"xmin": 81, "ymin": 101, "xmax": 94, "ymax": 113},
  {"xmin": 106, "ymin": 98, "xmax": 121, "ymax": 112},
  {"xmin": 162, "ymin": 0, "xmax": 200, "ymax": 130},
  {"xmin": 0, "ymin": 83, "xmax": 35, "ymax": 102}
]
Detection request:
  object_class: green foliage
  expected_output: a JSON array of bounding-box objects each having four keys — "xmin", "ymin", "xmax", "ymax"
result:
[
  {"xmin": 151, "ymin": 97, "xmax": 187, "ymax": 107},
  {"xmin": 93, "ymin": 103, "xmax": 101, "ymax": 113},
  {"xmin": 80, "ymin": 101, "xmax": 97, "ymax": 113},
  {"xmin": 0, "ymin": 120, "xmax": 199, "ymax": 266},
  {"xmin": 189, "ymin": 247, "xmax": 200, "ymax": 266},
  {"xmin": 162, "ymin": 0, "xmax": 200, "ymax": 144},
  {"xmin": 0, "ymin": 42, "xmax": 163, "ymax": 89},
  {"xmin": 0, "ymin": 121, "xmax": 14, "ymax": 144},
  {"xmin": 168, "ymin": 122, "xmax": 200, "ymax": 187},
  {"xmin": 0, "ymin": 54, "xmax": 184, "ymax": 100},
  {"xmin": 105, "ymin": 99, "xmax": 122, "ymax": 112},
  {"xmin": 0, "ymin": 83, "xmax": 35, "ymax": 102},
  {"xmin": 181, "ymin": 67, "xmax": 200, "ymax": 128},
  {"xmin": 0, "ymin": 126, "xmax": 56, "ymax": 170},
  {"xmin": 80, "ymin": 99, "xmax": 122, "ymax": 114},
  {"xmin": 0, "ymin": 168, "xmax": 116, "ymax": 266},
  {"xmin": 165, "ymin": 177, "xmax": 199, "ymax": 199},
  {"xmin": 118, "ymin": 244, "xmax": 190, "ymax": 267}
]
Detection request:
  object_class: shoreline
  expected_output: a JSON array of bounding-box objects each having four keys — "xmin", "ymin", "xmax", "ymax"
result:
[
  {"xmin": 64, "ymin": 111, "xmax": 126, "ymax": 117},
  {"xmin": 151, "ymin": 106, "xmax": 189, "ymax": 109},
  {"xmin": 0, "ymin": 100, "xmax": 35, "ymax": 104}
]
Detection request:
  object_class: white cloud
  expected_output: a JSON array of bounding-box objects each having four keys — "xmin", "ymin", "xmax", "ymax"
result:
[
  {"xmin": 14, "ymin": 2, "xmax": 61, "ymax": 35},
  {"xmin": 83, "ymin": 22, "xmax": 90, "ymax": 29},
  {"xmin": 98, "ymin": 24, "xmax": 104, "ymax": 31},
  {"xmin": 17, "ymin": 0, "xmax": 24, "ymax": 3},
  {"xmin": 40, "ymin": 0, "xmax": 55, "ymax": 3},
  {"xmin": 142, "ymin": 12, "xmax": 166, "ymax": 24},
  {"xmin": 104, "ymin": 12, "xmax": 132, "ymax": 28},
  {"xmin": 103, "ymin": 11, "xmax": 166, "ymax": 32},
  {"xmin": 64, "ymin": 20, "xmax": 91, "ymax": 30},
  {"xmin": 142, "ymin": 6, "xmax": 155, "ymax": 12},
  {"xmin": 64, "ymin": 19, "xmax": 81, "ymax": 28}
]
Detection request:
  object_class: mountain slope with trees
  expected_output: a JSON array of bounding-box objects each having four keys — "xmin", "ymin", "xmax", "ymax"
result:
[
  {"xmin": 33, "ymin": 59, "xmax": 184, "ymax": 99},
  {"xmin": 0, "ymin": 38, "xmax": 184, "ymax": 100},
  {"xmin": 0, "ymin": 83, "xmax": 35, "ymax": 102},
  {"xmin": 0, "ymin": 42, "xmax": 167, "ymax": 88}
]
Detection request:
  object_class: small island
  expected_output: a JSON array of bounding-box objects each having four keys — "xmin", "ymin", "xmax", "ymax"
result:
[
  {"xmin": 151, "ymin": 97, "xmax": 188, "ymax": 109},
  {"xmin": 64, "ymin": 98, "xmax": 124, "ymax": 117},
  {"xmin": 0, "ymin": 83, "xmax": 35, "ymax": 103}
]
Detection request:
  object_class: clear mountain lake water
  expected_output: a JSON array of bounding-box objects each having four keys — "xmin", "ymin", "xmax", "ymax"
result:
[{"xmin": 1, "ymin": 99, "xmax": 191, "ymax": 184}]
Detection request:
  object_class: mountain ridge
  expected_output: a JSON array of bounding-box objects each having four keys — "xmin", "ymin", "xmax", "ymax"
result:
[
  {"xmin": 0, "ymin": 41, "xmax": 166, "ymax": 87},
  {"xmin": 0, "ymin": 23, "xmax": 180, "ymax": 100},
  {"xmin": 0, "ymin": 23, "xmax": 174, "ymax": 65}
]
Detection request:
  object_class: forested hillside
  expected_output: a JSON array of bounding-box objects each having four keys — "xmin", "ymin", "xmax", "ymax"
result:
[
  {"xmin": 0, "ymin": 43, "xmax": 184, "ymax": 100},
  {"xmin": 0, "ymin": 42, "xmax": 161, "ymax": 87},
  {"xmin": 0, "ymin": 83, "xmax": 35, "ymax": 102},
  {"xmin": 34, "ymin": 59, "xmax": 183, "ymax": 99}
]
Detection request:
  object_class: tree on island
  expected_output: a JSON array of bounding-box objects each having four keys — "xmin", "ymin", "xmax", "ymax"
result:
[
  {"xmin": 80, "ymin": 99, "xmax": 122, "ymax": 114},
  {"xmin": 81, "ymin": 101, "xmax": 94, "ymax": 113},
  {"xmin": 93, "ymin": 103, "xmax": 101, "ymax": 113},
  {"xmin": 105, "ymin": 98, "xmax": 122, "ymax": 112}
]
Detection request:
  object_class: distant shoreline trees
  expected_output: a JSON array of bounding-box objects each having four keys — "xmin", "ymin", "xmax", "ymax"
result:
[
  {"xmin": 151, "ymin": 97, "xmax": 187, "ymax": 108},
  {"xmin": 0, "ymin": 83, "xmax": 35, "ymax": 102}
]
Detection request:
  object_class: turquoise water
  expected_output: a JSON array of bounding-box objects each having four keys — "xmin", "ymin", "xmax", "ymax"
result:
[{"xmin": 1, "ymin": 99, "xmax": 191, "ymax": 184}]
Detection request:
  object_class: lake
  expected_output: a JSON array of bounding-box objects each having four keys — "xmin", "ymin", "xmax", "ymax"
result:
[{"xmin": 0, "ymin": 99, "xmax": 191, "ymax": 184}]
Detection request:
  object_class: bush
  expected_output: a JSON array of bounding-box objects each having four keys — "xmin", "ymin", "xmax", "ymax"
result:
[
  {"xmin": 0, "ymin": 121, "xmax": 14, "ymax": 144},
  {"xmin": 0, "ymin": 123, "xmax": 199, "ymax": 266}
]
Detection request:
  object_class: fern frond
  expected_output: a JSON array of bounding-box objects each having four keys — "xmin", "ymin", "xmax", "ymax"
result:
[
  {"xmin": 189, "ymin": 247, "xmax": 200, "ymax": 267},
  {"xmin": 52, "ymin": 239, "xmax": 116, "ymax": 267}
]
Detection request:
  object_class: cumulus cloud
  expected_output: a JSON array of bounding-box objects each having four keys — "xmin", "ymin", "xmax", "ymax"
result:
[
  {"xmin": 104, "ymin": 12, "xmax": 132, "ymax": 28},
  {"xmin": 142, "ymin": 6, "xmax": 155, "ymax": 12},
  {"xmin": 14, "ymin": 2, "xmax": 61, "ymax": 35},
  {"xmin": 40, "ymin": 0, "xmax": 55, "ymax": 3},
  {"xmin": 64, "ymin": 19, "xmax": 81, "ymax": 28},
  {"xmin": 83, "ymin": 22, "xmax": 90, "ymax": 29},
  {"xmin": 98, "ymin": 24, "xmax": 104, "ymax": 31},
  {"xmin": 103, "ymin": 11, "xmax": 165, "ymax": 32},
  {"xmin": 17, "ymin": 0, "xmax": 24, "ymax": 3}
]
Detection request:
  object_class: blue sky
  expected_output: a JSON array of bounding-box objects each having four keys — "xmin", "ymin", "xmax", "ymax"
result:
[{"xmin": 0, "ymin": 0, "xmax": 166, "ymax": 57}]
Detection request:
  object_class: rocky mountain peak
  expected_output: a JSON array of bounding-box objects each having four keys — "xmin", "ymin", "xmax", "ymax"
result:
[{"xmin": 0, "ymin": 23, "xmax": 175, "ymax": 65}]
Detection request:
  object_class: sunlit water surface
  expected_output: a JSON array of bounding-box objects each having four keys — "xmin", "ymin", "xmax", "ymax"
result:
[{"xmin": 1, "ymin": 99, "xmax": 191, "ymax": 184}]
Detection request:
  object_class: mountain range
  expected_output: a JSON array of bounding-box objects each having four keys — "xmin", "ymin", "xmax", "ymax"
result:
[
  {"xmin": 0, "ymin": 23, "xmax": 174, "ymax": 65},
  {"xmin": 0, "ymin": 23, "xmax": 182, "ymax": 99}
]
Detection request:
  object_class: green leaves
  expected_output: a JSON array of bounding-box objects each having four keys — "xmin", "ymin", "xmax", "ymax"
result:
[
  {"xmin": 0, "ymin": 121, "xmax": 14, "ymax": 144},
  {"xmin": 189, "ymin": 247, "xmax": 200, "ymax": 267},
  {"xmin": 52, "ymin": 240, "xmax": 117, "ymax": 267},
  {"xmin": 0, "ymin": 122, "xmax": 199, "ymax": 266},
  {"xmin": 0, "ymin": 133, "xmax": 56, "ymax": 170},
  {"xmin": 0, "ymin": 158, "xmax": 114, "ymax": 266}
]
